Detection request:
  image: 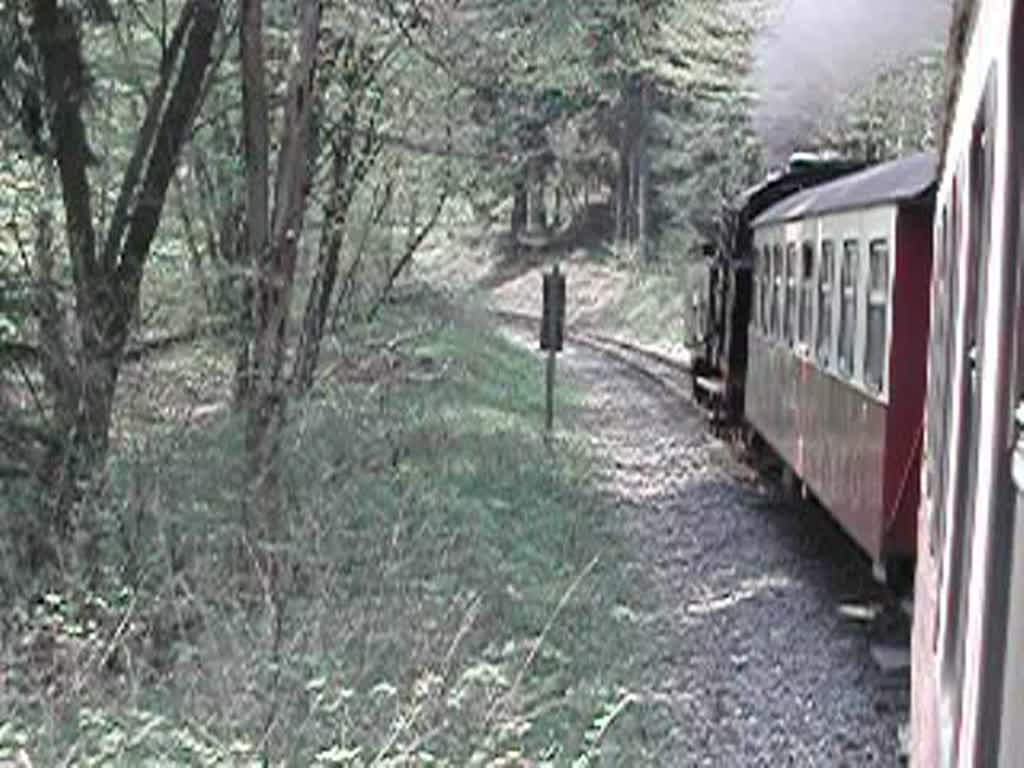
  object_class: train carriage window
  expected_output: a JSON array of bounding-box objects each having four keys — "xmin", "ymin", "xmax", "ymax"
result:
[
  {"xmin": 799, "ymin": 242, "xmax": 814, "ymax": 349},
  {"xmin": 938, "ymin": 82, "xmax": 997, "ymax": 755},
  {"xmin": 755, "ymin": 246, "xmax": 764, "ymax": 334},
  {"xmin": 865, "ymin": 239, "xmax": 889, "ymax": 393},
  {"xmin": 925, "ymin": 207, "xmax": 947, "ymax": 533},
  {"xmin": 751, "ymin": 248, "xmax": 760, "ymax": 333},
  {"xmin": 817, "ymin": 241, "xmax": 835, "ymax": 365},
  {"xmin": 839, "ymin": 240, "xmax": 860, "ymax": 376},
  {"xmin": 761, "ymin": 245, "xmax": 771, "ymax": 332},
  {"xmin": 938, "ymin": 193, "xmax": 958, "ymax": 543},
  {"xmin": 772, "ymin": 244, "xmax": 782, "ymax": 338},
  {"xmin": 785, "ymin": 243, "xmax": 797, "ymax": 345}
]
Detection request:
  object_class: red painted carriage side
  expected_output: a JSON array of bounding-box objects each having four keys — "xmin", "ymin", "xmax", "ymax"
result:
[
  {"xmin": 746, "ymin": 332, "xmax": 888, "ymax": 558},
  {"xmin": 882, "ymin": 204, "xmax": 934, "ymax": 557},
  {"xmin": 745, "ymin": 153, "xmax": 936, "ymax": 564},
  {"xmin": 746, "ymin": 203, "xmax": 934, "ymax": 563}
]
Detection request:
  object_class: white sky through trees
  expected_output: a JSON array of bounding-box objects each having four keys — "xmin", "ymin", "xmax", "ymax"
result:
[{"xmin": 752, "ymin": 0, "xmax": 951, "ymax": 162}]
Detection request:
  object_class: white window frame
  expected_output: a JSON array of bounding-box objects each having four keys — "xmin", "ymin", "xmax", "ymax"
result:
[
  {"xmin": 839, "ymin": 238, "xmax": 859, "ymax": 378},
  {"xmin": 864, "ymin": 238, "xmax": 890, "ymax": 393},
  {"xmin": 785, "ymin": 242, "xmax": 797, "ymax": 346},
  {"xmin": 817, "ymin": 239, "xmax": 835, "ymax": 367},
  {"xmin": 772, "ymin": 242, "xmax": 783, "ymax": 340},
  {"xmin": 798, "ymin": 239, "xmax": 815, "ymax": 355}
]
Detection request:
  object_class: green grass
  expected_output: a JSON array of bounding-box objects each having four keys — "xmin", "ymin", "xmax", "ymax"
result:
[
  {"xmin": 595, "ymin": 265, "xmax": 692, "ymax": 349},
  {"xmin": 0, "ymin": 299, "xmax": 669, "ymax": 766}
]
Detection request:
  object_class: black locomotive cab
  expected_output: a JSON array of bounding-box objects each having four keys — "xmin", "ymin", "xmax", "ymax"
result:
[{"xmin": 688, "ymin": 154, "xmax": 865, "ymax": 430}]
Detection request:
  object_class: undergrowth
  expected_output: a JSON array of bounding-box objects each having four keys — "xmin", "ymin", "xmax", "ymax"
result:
[
  {"xmin": 0, "ymin": 301, "xmax": 669, "ymax": 766},
  {"xmin": 596, "ymin": 264, "xmax": 694, "ymax": 351}
]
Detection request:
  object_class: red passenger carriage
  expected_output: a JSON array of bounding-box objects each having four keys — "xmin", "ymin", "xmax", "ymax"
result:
[
  {"xmin": 911, "ymin": 1, "xmax": 1024, "ymax": 765},
  {"xmin": 745, "ymin": 153, "xmax": 936, "ymax": 569}
]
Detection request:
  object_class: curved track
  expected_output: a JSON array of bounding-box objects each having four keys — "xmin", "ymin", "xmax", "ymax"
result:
[{"xmin": 492, "ymin": 308, "xmax": 693, "ymax": 402}]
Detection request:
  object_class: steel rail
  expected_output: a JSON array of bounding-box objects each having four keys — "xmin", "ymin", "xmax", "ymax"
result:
[{"xmin": 491, "ymin": 308, "xmax": 694, "ymax": 403}]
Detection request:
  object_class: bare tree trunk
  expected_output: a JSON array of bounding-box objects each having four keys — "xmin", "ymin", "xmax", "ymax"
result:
[
  {"xmin": 32, "ymin": 194, "xmax": 76, "ymax": 447},
  {"xmin": 637, "ymin": 151, "xmax": 651, "ymax": 259},
  {"xmin": 294, "ymin": 110, "xmax": 380, "ymax": 392},
  {"xmin": 511, "ymin": 175, "xmax": 527, "ymax": 243},
  {"xmin": 332, "ymin": 176, "xmax": 393, "ymax": 322},
  {"xmin": 27, "ymin": 193, "xmax": 74, "ymax": 566},
  {"xmin": 637, "ymin": 78, "xmax": 652, "ymax": 261},
  {"xmin": 532, "ymin": 161, "xmax": 547, "ymax": 233},
  {"xmin": 239, "ymin": 0, "xmax": 322, "ymax": 539},
  {"xmin": 616, "ymin": 76, "xmax": 648, "ymax": 250},
  {"xmin": 525, "ymin": 158, "xmax": 539, "ymax": 233},
  {"xmin": 614, "ymin": 105, "xmax": 631, "ymax": 246},
  {"xmin": 293, "ymin": 148, "xmax": 349, "ymax": 392},
  {"xmin": 367, "ymin": 186, "xmax": 449, "ymax": 323},
  {"xmin": 29, "ymin": 0, "xmax": 220, "ymax": 529},
  {"xmin": 237, "ymin": 0, "xmax": 270, "ymax": 410}
]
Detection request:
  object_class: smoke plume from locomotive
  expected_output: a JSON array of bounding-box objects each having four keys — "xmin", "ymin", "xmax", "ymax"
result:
[{"xmin": 752, "ymin": 0, "xmax": 952, "ymax": 164}]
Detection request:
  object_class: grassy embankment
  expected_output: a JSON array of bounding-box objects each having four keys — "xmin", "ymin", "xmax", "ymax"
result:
[
  {"xmin": 430, "ymin": 232, "xmax": 699, "ymax": 360},
  {"xmin": 0, "ymin": 294, "xmax": 670, "ymax": 766}
]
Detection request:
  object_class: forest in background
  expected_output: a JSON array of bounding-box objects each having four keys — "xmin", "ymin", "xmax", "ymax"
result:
[{"xmin": 0, "ymin": 0, "xmax": 947, "ymax": 763}]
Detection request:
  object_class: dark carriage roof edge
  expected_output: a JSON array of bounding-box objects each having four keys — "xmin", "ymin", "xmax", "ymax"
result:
[
  {"xmin": 752, "ymin": 151, "xmax": 938, "ymax": 228},
  {"xmin": 734, "ymin": 156, "xmax": 865, "ymax": 210}
]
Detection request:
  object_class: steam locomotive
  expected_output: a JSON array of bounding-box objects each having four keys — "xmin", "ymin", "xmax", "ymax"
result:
[{"xmin": 689, "ymin": 1, "xmax": 1023, "ymax": 764}]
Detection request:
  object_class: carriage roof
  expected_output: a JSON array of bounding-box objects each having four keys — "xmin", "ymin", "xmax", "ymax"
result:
[{"xmin": 752, "ymin": 151, "xmax": 937, "ymax": 227}]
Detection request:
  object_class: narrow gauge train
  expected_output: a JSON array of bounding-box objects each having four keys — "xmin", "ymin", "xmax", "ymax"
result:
[
  {"xmin": 910, "ymin": 0, "xmax": 1024, "ymax": 765},
  {"xmin": 691, "ymin": 152, "xmax": 937, "ymax": 575},
  {"xmin": 689, "ymin": 0, "xmax": 1024, "ymax": 761}
]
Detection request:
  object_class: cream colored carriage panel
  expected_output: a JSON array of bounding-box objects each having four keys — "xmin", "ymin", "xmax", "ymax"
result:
[
  {"xmin": 815, "ymin": 206, "xmax": 894, "ymax": 400},
  {"xmin": 860, "ymin": 205, "xmax": 897, "ymax": 403}
]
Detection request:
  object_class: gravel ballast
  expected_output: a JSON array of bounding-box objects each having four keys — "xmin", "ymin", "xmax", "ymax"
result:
[{"xmin": 523, "ymin": 331, "xmax": 910, "ymax": 766}]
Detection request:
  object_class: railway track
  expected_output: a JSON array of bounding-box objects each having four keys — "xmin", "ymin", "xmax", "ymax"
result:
[{"xmin": 492, "ymin": 308, "xmax": 693, "ymax": 403}]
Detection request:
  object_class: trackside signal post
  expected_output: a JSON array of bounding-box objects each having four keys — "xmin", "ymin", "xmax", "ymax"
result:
[{"xmin": 540, "ymin": 264, "xmax": 566, "ymax": 433}]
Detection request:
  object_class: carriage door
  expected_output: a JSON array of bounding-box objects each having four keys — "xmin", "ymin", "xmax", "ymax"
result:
[
  {"xmin": 1003, "ymin": 304, "xmax": 1024, "ymax": 761},
  {"xmin": 996, "ymin": 11, "xmax": 1024, "ymax": 763},
  {"xmin": 965, "ymin": 63, "xmax": 1011, "ymax": 765},
  {"xmin": 938, "ymin": 74, "xmax": 994, "ymax": 767},
  {"xmin": 996, "ymin": 170, "xmax": 1024, "ymax": 768}
]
